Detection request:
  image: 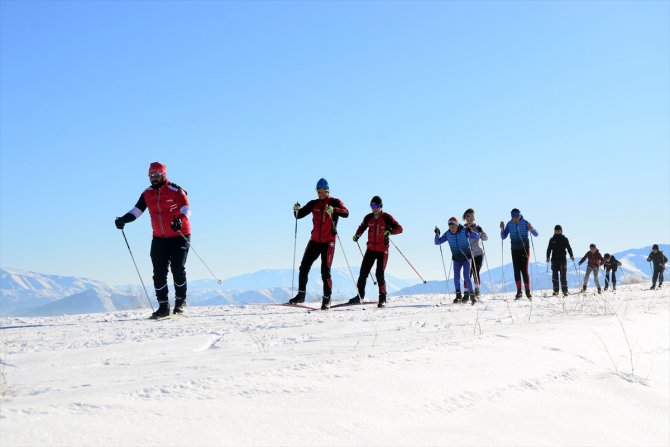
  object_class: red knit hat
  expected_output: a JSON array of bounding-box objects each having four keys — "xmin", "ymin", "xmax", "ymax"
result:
[
  {"xmin": 448, "ymin": 217, "xmax": 458, "ymax": 225},
  {"xmin": 148, "ymin": 162, "xmax": 167, "ymax": 178}
]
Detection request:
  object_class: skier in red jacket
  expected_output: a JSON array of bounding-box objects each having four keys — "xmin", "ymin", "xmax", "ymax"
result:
[
  {"xmin": 115, "ymin": 162, "xmax": 191, "ymax": 318},
  {"xmin": 578, "ymin": 243, "xmax": 604, "ymax": 294},
  {"xmin": 349, "ymin": 196, "xmax": 403, "ymax": 308},
  {"xmin": 290, "ymin": 178, "xmax": 349, "ymax": 310}
]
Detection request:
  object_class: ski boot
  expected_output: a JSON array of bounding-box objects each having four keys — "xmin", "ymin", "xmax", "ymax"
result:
[
  {"xmin": 552, "ymin": 290, "xmax": 559, "ymax": 297},
  {"xmin": 453, "ymin": 292, "xmax": 463, "ymax": 303},
  {"xmin": 581, "ymin": 285, "xmax": 587, "ymax": 293},
  {"xmin": 612, "ymin": 286, "xmax": 616, "ymax": 291},
  {"xmin": 470, "ymin": 292, "xmax": 477, "ymax": 305},
  {"xmin": 525, "ymin": 290, "xmax": 532, "ymax": 300},
  {"xmin": 603, "ymin": 286, "xmax": 608, "ymax": 291},
  {"xmin": 348, "ymin": 296, "xmax": 362, "ymax": 305},
  {"xmin": 321, "ymin": 295, "xmax": 331, "ymax": 310},
  {"xmin": 650, "ymin": 284, "xmax": 656, "ymax": 290},
  {"xmin": 475, "ymin": 288, "xmax": 480, "ymax": 297},
  {"xmin": 562, "ymin": 290, "xmax": 569, "ymax": 297},
  {"xmin": 289, "ymin": 291, "xmax": 306, "ymax": 305},
  {"xmin": 514, "ymin": 290, "xmax": 523, "ymax": 300},
  {"xmin": 461, "ymin": 291, "xmax": 471, "ymax": 304},
  {"xmin": 173, "ymin": 297, "xmax": 186, "ymax": 314},
  {"xmin": 597, "ymin": 287, "xmax": 602, "ymax": 294},
  {"xmin": 150, "ymin": 302, "xmax": 171, "ymax": 319},
  {"xmin": 378, "ymin": 296, "xmax": 386, "ymax": 308}
]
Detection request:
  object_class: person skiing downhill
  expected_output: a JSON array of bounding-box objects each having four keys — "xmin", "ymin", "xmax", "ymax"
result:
[
  {"xmin": 602, "ymin": 253, "xmax": 622, "ymax": 291},
  {"xmin": 546, "ymin": 225, "xmax": 574, "ymax": 297},
  {"xmin": 578, "ymin": 243, "xmax": 604, "ymax": 294},
  {"xmin": 115, "ymin": 162, "xmax": 191, "ymax": 319},
  {"xmin": 500, "ymin": 208, "xmax": 538, "ymax": 299},
  {"xmin": 435, "ymin": 217, "xmax": 480, "ymax": 304},
  {"xmin": 462, "ymin": 208, "xmax": 488, "ymax": 298},
  {"xmin": 349, "ymin": 196, "xmax": 403, "ymax": 308},
  {"xmin": 647, "ymin": 244, "xmax": 668, "ymax": 290},
  {"xmin": 291, "ymin": 178, "xmax": 349, "ymax": 310}
]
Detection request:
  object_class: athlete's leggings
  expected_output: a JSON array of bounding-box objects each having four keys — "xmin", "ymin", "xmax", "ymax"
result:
[
  {"xmin": 453, "ymin": 259, "xmax": 473, "ymax": 293},
  {"xmin": 298, "ymin": 240, "xmax": 335, "ymax": 296},
  {"xmin": 511, "ymin": 248, "xmax": 530, "ymax": 291}
]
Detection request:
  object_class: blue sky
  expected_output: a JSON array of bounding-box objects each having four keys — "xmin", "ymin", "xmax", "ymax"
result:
[{"xmin": 1, "ymin": 0, "xmax": 668, "ymax": 287}]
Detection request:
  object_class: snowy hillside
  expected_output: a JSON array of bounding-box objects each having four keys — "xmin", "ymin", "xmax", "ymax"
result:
[
  {"xmin": 0, "ymin": 268, "xmax": 141, "ymax": 317},
  {"xmin": 395, "ymin": 244, "xmax": 668, "ymax": 296},
  {"xmin": 0, "ymin": 285, "xmax": 668, "ymax": 446}
]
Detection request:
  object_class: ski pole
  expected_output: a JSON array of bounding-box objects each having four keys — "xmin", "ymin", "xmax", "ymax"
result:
[
  {"xmin": 337, "ymin": 233, "xmax": 362, "ymax": 301},
  {"xmin": 437, "ymin": 234, "xmax": 449, "ymax": 299},
  {"xmin": 481, "ymin": 240, "xmax": 495, "ymax": 296},
  {"xmin": 120, "ymin": 229, "xmax": 154, "ymax": 311},
  {"xmin": 291, "ymin": 214, "xmax": 298, "ymax": 296},
  {"xmin": 501, "ymin": 238, "xmax": 507, "ymax": 295},
  {"xmin": 389, "ymin": 239, "xmax": 427, "ymax": 283},
  {"xmin": 178, "ymin": 230, "xmax": 222, "ymax": 284},
  {"xmin": 356, "ymin": 240, "xmax": 377, "ymax": 285}
]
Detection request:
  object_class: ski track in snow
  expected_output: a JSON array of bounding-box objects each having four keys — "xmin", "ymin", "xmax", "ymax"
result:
[{"xmin": 0, "ymin": 285, "xmax": 668, "ymax": 447}]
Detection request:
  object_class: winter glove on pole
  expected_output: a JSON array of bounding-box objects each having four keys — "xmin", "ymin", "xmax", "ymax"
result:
[
  {"xmin": 325, "ymin": 205, "xmax": 334, "ymax": 216},
  {"xmin": 434, "ymin": 226, "xmax": 441, "ymax": 236},
  {"xmin": 115, "ymin": 217, "xmax": 126, "ymax": 229},
  {"xmin": 293, "ymin": 202, "xmax": 301, "ymax": 212},
  {"xmin": 353, "ymin": 234, "xmax": 360, "ymax": 242},
  {"xmin": 384, "ymin": 229, "xmax": 391, "ymax": 245},
  {"xmin": 170, "ymin": 216, "xmax": 182, "ymax": 231},
  {"xmin": 499, "ymin": 221, "xmax": 505, "ymax": 230}
]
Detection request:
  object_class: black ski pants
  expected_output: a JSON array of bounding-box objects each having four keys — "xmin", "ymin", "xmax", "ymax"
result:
[
  {"xmin": 469, "ymin": 255, "xmax": 483, "ymax": 288},
  {"xmin": 357, "ymin": 249, "xmax": 388, "ymax": 299},
  {"xmin": 151, "ymin": 235, "xmax": 189, "ymax": 304},
  {"xmin": 511, "ymin": 248, "xmax": 531, "ymax": 292},
  {"xmin": 604, "ymin": 267, "xmax": 618, "ymax": 288},
  {"xmin": 551, "ymin": 260, "xmax": 568, "ymax": 293},
  {"xmin": 298, "ymin": 240, "xmax": 335, "ymax": 297},
  {"xmin": 652, "ymin": 267, "xmax": 664, "ymax": 286}
]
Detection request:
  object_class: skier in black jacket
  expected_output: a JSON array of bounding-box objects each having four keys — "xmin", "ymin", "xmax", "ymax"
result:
[
  {"xmin": 647, "ymin": 244, "xmax": 668, "ymax": 289},
  {"xmin": 545, "ymin": 225, "xmax": 574, "ymax": 296},
  {"xmin": 602, "ymin": 253, "xmax": 622, "ymax": 291}
]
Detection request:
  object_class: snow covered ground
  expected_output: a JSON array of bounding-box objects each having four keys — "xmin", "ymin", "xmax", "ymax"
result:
[{"xmin": 1, "ymin": 285, "xmax": 668, "ymax": 447}]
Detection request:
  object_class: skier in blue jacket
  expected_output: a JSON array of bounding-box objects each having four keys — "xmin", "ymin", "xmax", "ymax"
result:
[
  {"xmin": 500, "ymin": 208, "xmax": 538, "ymax": 299},
  {"xmin": 435, "ymin": 217, "xmax": 480, "ymax": 304}
]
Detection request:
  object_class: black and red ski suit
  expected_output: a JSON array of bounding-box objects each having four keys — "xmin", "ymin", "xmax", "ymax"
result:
[
  {"xmin": 353, "ymin": 212, "xmax": 403, "ymax": 300},
  {"xmin": 295, "ymin": 197, "xmax": 348, "ymax": 297}
]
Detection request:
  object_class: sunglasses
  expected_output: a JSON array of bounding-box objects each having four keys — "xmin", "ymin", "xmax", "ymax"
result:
[
  {"xmin": 465, "ymin": 214, "xmax": 474, "ymax": 218},
  {"xmin": 370, "ymin": 203, "xmax": 380, "ymax": 209},
  {"xmin": 448, "ymin": 222, "xmax": 457, "ymax": 226},
  {"xmin": 316, "ymin": 189, "xmax": 328, "ymax": 194},
  {"xmin": 149, "ymin": 172, "xmax": 163, "ymax": 178}
]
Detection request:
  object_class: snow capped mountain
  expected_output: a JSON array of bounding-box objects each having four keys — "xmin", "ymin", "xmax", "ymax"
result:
[
  {"xmin": 0, "ymin": 267, "xmax": 141, "ymax": 317},
  {"xmin": 2, "ymin": 245, "xmax": 664, "ymax": 317}
]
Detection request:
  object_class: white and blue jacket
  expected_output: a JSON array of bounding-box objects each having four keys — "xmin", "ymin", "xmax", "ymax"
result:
[
  {"xmin": 501, "ymin": 216, "xmax": 538, "ymax": 251},
  {"xmin": 435, "ymin": 224, "xmax": 480, "ymax": 262}
]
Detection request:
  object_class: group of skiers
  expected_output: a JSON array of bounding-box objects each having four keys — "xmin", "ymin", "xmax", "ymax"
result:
[{"xmin": 115, "ymin": 166, "xmax": 667, "ymax": 318}]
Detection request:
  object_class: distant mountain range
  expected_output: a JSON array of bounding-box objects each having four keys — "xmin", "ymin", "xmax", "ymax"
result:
[{"xmin": 1, "ymin": 245, "xmax": 665, "ymax": 317}]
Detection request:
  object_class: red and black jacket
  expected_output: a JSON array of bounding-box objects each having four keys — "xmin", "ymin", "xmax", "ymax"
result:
[
  {"xmin": 296, "ymin": 197, "xmax": 348, "ymax": 243},
  {"xmin": 355, "ymin": 212, "xmax": 403, "ymax": 252},
  {"xmin": 123, "ymin": 182, "xmax": 191, "ymax": 238}
]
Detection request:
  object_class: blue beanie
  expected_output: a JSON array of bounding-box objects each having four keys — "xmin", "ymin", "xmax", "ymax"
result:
[
  {"xmin": 511, "ymin": 208, "xmax": 521, "ymax": 218},
  {"xmin": 316, "ymin": 178, "xmax": 329, "ymax": 191}
]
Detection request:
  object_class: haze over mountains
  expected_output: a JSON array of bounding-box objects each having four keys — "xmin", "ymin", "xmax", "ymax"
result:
[{"xmin": 1, "ymin": 245, "xmax": 666, "ymax": 317}]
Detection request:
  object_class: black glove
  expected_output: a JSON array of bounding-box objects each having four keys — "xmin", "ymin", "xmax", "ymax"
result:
[
  {"xmin": 171, "ymin": 216, "xmax": 183, "ymax": 231},
  {"xmin": 115, "ymin": 217, "xmax": 125, "ymax": 230},
  {"xmin": 476, "ymin": 226, "xmax": 482, "ymax": 232},
  {"xmin": 466, "ymin": 227, "xmax": 472, "ymax": 234},
  {"xmin": 434, "ymin": 226, "xmax": 440, "ymax": 235}
]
